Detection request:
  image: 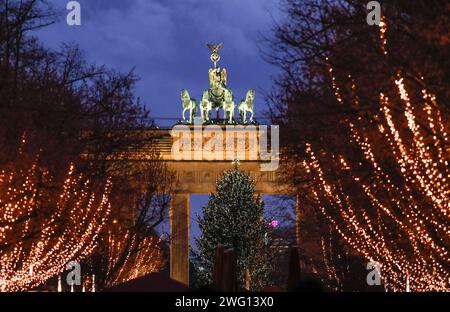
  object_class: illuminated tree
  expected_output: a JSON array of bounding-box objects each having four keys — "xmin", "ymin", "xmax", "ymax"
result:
[
  {"xmin": 89, "ymin": 160, "xmax": 172, "ymax": 290},
  {"xmin": 1, "ymin": 0, "xmax": 171, "ymax": 292},
  {"xmin": 0, "ymin": 162, "xmax": 111, "ymax": 291},
  {"xmin": 269, "ymin": 1, "xmax": 449, "ymax": 291},
  {"xmin": 303, "ymin": 20, "xmax": 449, "ymax": 292},
  {"xmin": 101, "ymin": 231, "xmax": 164, "ymax": 288},
  {"xmin": 193, "ymin": 163, "xmax": 274, "ymax": 291},
  {"xmin": 305, "ymin": 75, "xmax": 449, "ymax": 291}
]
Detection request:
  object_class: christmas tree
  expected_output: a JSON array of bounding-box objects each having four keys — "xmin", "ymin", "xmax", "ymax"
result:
[{"xmin": 193, "ymin": 162, "xmax": 273, "ymax": 290}]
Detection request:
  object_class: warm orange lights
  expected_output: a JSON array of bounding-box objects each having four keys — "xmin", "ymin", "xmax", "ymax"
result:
[
  {"xmin": 104, "ymin": 231, "xmax": 163, "ymax": 288},
  {"xmin": 305, "ymin": 18, "xmax": 449, "ymax": 292},
  {"xmin": 0, "ymin": 163, "xmax": 111, "ymax": 291}
]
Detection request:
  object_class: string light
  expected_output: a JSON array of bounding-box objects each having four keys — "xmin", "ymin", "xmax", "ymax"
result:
[
  {"xmin": 103, "ymin": 231, "xmax": 164, "ymax": 288},
  {"xmin": 0, "ymin": 163, "xmax": 111, "ymax": 291},
  {"xmin": 305, "ymin": 18, "xmax": 449, "ymax": 292},
  {"xmin": 326, "ymin": 57, "xmax": 344, "ymax": 105},
  {"xmin": 379, "ymin": 17, "xmax": 388, "ymax": 55}
]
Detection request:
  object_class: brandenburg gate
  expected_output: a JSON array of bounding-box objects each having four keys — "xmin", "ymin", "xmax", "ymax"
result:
[{"xmin": 141, "ymin": 44, "xmax": 295, "ymax": 285}]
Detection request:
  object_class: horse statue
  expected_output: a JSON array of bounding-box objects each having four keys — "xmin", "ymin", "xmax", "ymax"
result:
[
  {"xmin": 238, "ymin": 90, "xmax": 255, "ymax": 123},
  {"xmin": 223, "ymin": 89, "xmax": 235, "ymax": 124},
  {"xmin": 181, "ymin": 89, "xmax": 197, "ymax": 123},
  {"xmin": 200, "ymin": 90, "xmax": 212, "ymax": 122}
]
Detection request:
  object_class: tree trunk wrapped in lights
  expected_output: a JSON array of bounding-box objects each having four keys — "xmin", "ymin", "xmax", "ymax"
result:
[
  {"xmin": 88, "ymin": 162, "xmax": 172, "ymax": 290},
  {"xmin": 101, "ymin": 230, "xmax": 164, "ymax": 288},
  {"xmin": 0, "ymin": 163, "xmax": 111, "ymax": 291}
]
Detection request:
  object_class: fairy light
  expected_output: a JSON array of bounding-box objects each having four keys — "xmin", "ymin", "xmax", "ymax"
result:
[
  {"xmin": 350, "ymin": 75, "xmax": 359, "ymax": 108},
  {"xmin": 326, "ymin": 57, "xmax": 344, "ymax": 105},
  {"xmin": 0, "ymin": 163, "xmax": 112, "ymax": 291},
  {"xmin": 306, "ymin": 133, "xmax": 449, "ymax": 291},
  {"xmin": 103, "ymin": 231, "xmax": 164, "ymax": 288},
  {"xmin": 379, "ymin": 17, "xmax": 388, "ymax": 55},
  {"xmin": 305, "ymin": 19, "xmax": 449, "ymax": 291},
  {"xmin": 321, "ymin": 235, "xmax": 342, "ymax": 291}
]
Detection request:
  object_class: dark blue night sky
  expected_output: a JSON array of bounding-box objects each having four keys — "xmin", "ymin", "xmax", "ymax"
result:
[
  {"xmin": 36, "ymin": 0, "xmax": 282, "ymax": 126},
  {"xmin": 34, "ymin": 0, "xmax": 289, "ymax": 247}
]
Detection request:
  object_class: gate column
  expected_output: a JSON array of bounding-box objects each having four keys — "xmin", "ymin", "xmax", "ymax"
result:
[{"xmin": 170, "ymin": 193, "xmax": 190, "ymax": 285}]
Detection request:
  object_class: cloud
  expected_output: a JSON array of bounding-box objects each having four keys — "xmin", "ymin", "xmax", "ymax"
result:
[{"xmin": 35, "ymin": 0, "xmax": 281, "ymax": 124}]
